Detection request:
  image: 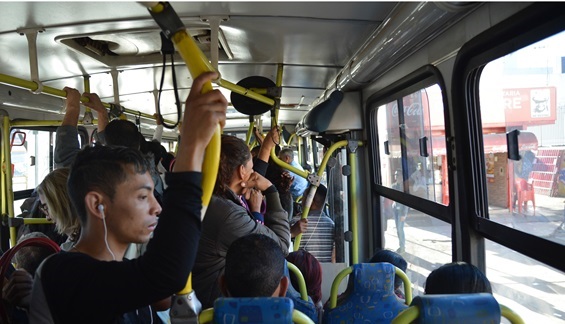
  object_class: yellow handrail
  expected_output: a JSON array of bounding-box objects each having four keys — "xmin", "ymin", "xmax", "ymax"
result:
[
  {"xmin": 2, "ymin": 116, "xmax": 17, "ymax": 247},
  {"xmin": 198, "ymin": 307, "xmax": 314, "ymax": 324},
  {"xmin": 288, "ymin": 132, "xmax": 297, "ymax": 146},
  {"xmin": 287, "ymin": 261, "xmax": 308, "ymax": 301},
  {"xmin": 0, "ymin": 73, "xmax": 175, "ymax": 124},
  {"xmin": 328, "ymin": 264, "xmax": 411, "ymax": 309},
  {"xmin": 148, "ymin": 2, "xmax": 221, "ymax": 296}
]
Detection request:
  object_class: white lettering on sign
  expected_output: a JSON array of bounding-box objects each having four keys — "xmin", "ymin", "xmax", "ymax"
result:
[
  {"xmin": 405, "ymin": 103, "xmax": 422, "ymax": 116},
  {"xmin": 390, "ymin": 102, "xmax": 422, "ymax": 117},
  {"xmin": 504, "ymin": 97, "xmax": 522, "ymax": 110}
]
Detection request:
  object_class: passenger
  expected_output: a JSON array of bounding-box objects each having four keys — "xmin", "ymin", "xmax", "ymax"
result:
[
  {"xmin": 391, "ymin": 170, "xmax": 409, "ymax": 254},
  {"xmin": 54, "ymin": 87, "xmax": 109, "ymax": 169},
  {"xmin": 286, "ymin": 250, "xmax": 323, "ymax": 317},
  {"xmin": 54, "ymin": 87, "xmax": 165, "ymax": 204},
  {"xmin": 266, "ymin": 159, "xmax": 295, "ymax": 220},
  {"xmin": 15, "ymin": 192, "xmax": 66, "ymax": 247},
  {"xmin": 279, "ymin": 148, "xmax": 309, "ymax": 201},
  {"xmin": 425, "ymin": 261, "xmax": 492, "ymax": 294},
  {"xmin": 36, "ymin": 168, "xmax": 80, "ymax": 251},
  {"xmin": 290, "ymin": 185, "xmax": 335, "ymax": 262},
  {"xmin": 369, "ymin": 249, "xmax": 408, "ymax": 300},
  {"xmin": 2, "ymin": 232, "xmax": 57, "ymax": 322},
  {"xmin": 12, "ymin": 232, "xmax": 55, "ymax": 277},
  {"xmin": 240, "ymin": 129, "xmax": 284, "ymax": 221},
  {"xmin": 193, "ymin": 132, "xmax": 291, "ymax": 309},
  {"xmin": 3, "ymin": 233, "xmax": 54, "ymax": 304},
  {"xmin": 250, "ymin": 145, "xmax": 261, "ymax": 159},
  {"xmin": 28, "ymin": 71, "xmax": 227, "ymax": 323},
  {"xmin": 219, "ymin": 234, "xmax": 288, "ymax": 298}
]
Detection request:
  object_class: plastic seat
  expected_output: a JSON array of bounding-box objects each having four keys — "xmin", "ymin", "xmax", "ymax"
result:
[
  {"xmin": 391, "ymin": 293, "xmax": 525, "ymax": 324},
  {"xmin": 515, "ymin": 178, "xmax": 535, "ymax": 214},
  {"xmin": 198, "ymin": 297, "xmax": 314, "ymax": 324},
  {"xmin": 323, "ymin": 263, "xmax": 411, "ymax": 323}
]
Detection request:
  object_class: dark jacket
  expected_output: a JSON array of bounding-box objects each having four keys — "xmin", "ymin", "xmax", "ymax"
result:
[{"xmin": 192, "ymin": 187, "xmax": 290, "ymax": 308}]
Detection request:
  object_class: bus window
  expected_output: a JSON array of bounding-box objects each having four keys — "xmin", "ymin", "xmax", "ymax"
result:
[
  {"xmin": 479, "ymin": 31, "xmax": 565, "ymax": 244},
  {"xmin": 376, "ymin": 84, "xmax": 448, "ymax": 205},
  {"xmin": 382, "ymin": 208, "xmax": 452, "ymax": 297},
  {"xmin": 479, "ymin": 29, "xmax": 565, "ymax": 322},
  {"xmin": 10, "ymin": 129, "xmax": 52, "ymax": 191}
]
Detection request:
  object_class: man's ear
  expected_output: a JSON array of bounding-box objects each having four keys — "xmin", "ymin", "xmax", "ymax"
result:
[
  {"xmin": 85, "ymin": 191, "xmax": 105, "ymax": 220},
  {"xmin": 219, "ymin": 274, "xmax": 230, "ymax": 297},
  {"xmin": 277, "ymin": 276, "xmax": 289, "ymax": 297}
]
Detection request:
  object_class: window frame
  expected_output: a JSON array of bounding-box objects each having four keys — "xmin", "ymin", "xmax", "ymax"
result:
[{"xmin": 451, "ymin": 2, "xmax": 565, "ymax": 271}]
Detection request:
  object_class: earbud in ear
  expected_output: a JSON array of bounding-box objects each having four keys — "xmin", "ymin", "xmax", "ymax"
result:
[{"xmin": 98, "ymin": 204, "xmax": 105, "ymax": 218}]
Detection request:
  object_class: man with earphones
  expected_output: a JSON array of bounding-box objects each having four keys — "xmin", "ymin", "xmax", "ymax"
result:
[{"xmin": 29, "ymin": 72, "xmax": 227, "ymax": 323}]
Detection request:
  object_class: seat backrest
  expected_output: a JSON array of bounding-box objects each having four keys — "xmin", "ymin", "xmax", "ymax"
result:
[
  {"xmin": 211, "ymin": 297, "xmax": 294, "ymax": 324},
  {"xmin": 391, "ymin": 293, "xmax": 524, "ymax": 324},
  {"xmin": 323, "ymin": 263, "xmax": 408, "ymax": 323}
]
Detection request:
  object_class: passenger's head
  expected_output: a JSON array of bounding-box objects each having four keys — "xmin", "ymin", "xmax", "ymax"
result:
[
  {"xmin": 425, "ymin": 262, "xmax": 492, "ymax": 294},
  {"xmin": 215, "ymin": 135, "xmax": 252, "ymax": 196},
  {"xmin": 279, "ymin": 148, "xmax": 295, "ymax": 164},
  {"xmin": 303, "ymin": 184, "xmax": 327, "ymax": 211},
  {"xmin": 369, "ymin": 249, "xmax": 407, "ymax": 289},
  {"xmin": 13, "ymin": 232, "xmax": 55, "ymax": 276},
  {"xmin": 221, "ymin": 234, "xmax": 288, "ymax": 298},
  {"xmin": 68, "ymin": 145, "xmax": 161, "ymax": 243},
  {"xmin": 37, "ymin": 168, "xmax": 79, "ymax": 238},
  {"xmin": 286, "ymin": 250, "xmax": 323, "ymax": 303},
  {"xmin": 104, "ymin": 119, "xmax": 141, "ymax": 150},
  {"xmin": 266, "ymin": 161, "xmax": 293, "ymax": 194},
  {"xmin": 141, "ymin": 139, "xmax": 168, "ymax": 166},
  {"xmin": 250, "ymin": 145, "xmax": 261, "ymax": 159}
]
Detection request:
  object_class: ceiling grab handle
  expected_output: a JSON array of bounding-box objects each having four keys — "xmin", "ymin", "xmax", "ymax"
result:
[
  {"xmin": 17, "ymin": 27, "xmax": 45, "ymax": 95},
  {"xmin": 145, "ymin": 3, "xmax": 221, "ymax": 322}
]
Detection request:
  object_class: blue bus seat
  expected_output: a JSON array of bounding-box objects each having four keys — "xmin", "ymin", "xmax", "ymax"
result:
[
  {"xmin": 198, "ymin": 297, "xmax": 315, "ymax": 324},
  {"xmin": 323, "ymin": 263, "xmax": 408, "ymax": 323},
  {"xmin": 391, "ymin": 293, "xmax": 525, "ymax": 324},
  {"xmin": 284, "ymin": 261, "xmax": 319, "ymax": 323}
]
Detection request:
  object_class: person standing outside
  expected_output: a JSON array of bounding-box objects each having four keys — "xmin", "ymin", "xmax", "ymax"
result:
[{"xmin": 392, "ymin": 170, "xmax": 408, "ymax": 253}]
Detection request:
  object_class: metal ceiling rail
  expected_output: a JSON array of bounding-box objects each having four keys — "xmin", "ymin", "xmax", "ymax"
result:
[{"xmin": 0, "ymin": 73, "xmax": 175, "ymax": 124}]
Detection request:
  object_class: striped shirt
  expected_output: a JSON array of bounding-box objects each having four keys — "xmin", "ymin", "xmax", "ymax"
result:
[{"xmin": 292, "ymin": 210, "xmax": 335, "ymax": 262}]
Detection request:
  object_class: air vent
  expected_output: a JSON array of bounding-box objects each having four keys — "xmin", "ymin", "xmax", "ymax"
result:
[
  {"xmin": 56, "ymin": 28, "xmax": 231, "ymax": 67},
  {"xmin": 74, "ymin": 37, "xmax": 118, "ymax": 57}
]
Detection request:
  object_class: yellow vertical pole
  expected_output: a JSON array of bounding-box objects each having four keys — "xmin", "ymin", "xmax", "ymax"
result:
[
  {"xmin": 349, "ymin": 150, "xmax": 359, "ymax": 264},
  {"xmin": 148, "ymin": 1, "xmax": 221, "ymax": 299},
  {"xmin": 2, "ymin": 116, "xmax": 17, "ymax": 247},
  {"xmin": 272, "ymin": 64, "xmax": 283, "ymax": 128}
]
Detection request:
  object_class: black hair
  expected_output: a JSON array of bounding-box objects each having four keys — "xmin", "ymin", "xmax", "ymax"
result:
[
  {"xmin": 215, "ymin": 135, "xmax": 251, "ymax": 197},
  {"xmin": 141, "ymin": 140, "xmax": 168, "ymax": 166},
  {"xmin": 224, "ymin": 234, "xmax": 285, "ymax": 298},
  {"xmin": 104, "ymin": 119, "xmax": 141, "ymax": 149},
  {"xmin": 425, "ymin": 262, "xmax": 492, "ymax": 294},
  {"xmin": 304, "ymin": 184, "xmax": 327, "ymax": 210},
  {"xmin": 67, "ymin": 145, "xmax": 152, "ymax": 225},
  {"xmin": 369, "ymin": 249, "xmax": 408, "ymax": 289}
]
